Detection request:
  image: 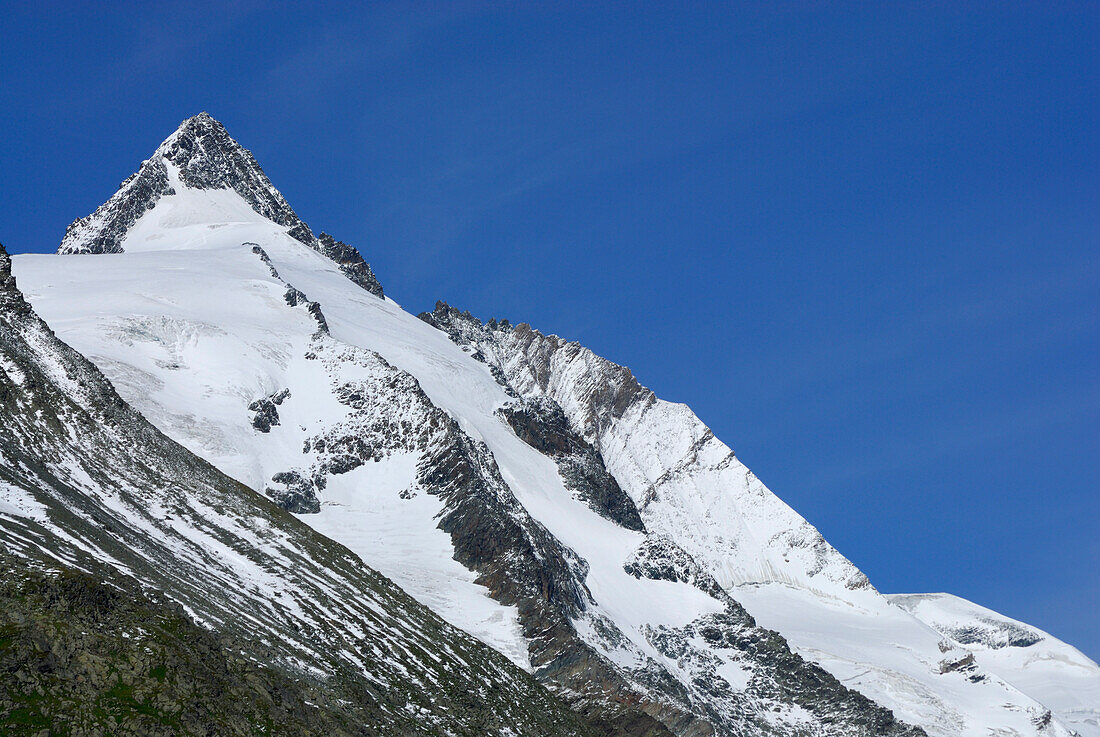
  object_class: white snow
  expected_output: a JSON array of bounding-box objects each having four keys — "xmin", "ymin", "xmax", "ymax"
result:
[
  {"xmin": 890, "ymin": 592, "xmax": 1100, "ymax": 737},
  {"xmin": 0, "ymin": 481, "xmax": 48, "ymax": 522}
]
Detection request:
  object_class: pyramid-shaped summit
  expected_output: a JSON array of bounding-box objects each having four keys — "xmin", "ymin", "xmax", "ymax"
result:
[{"xmin": 57, "ymin": 112, "xmax": 383, "ymax": 298}]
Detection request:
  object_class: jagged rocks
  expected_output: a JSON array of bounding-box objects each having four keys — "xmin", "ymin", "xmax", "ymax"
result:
[
  {"xmin": 290, "ymin": 338, "xmax": 691, "ymax": 735},
  {"xmin": 248, "ymin": 388, "xmax": 289, "ymax": 433},
  {"xmin": 283, "ymin": 285, "xmax": 308, "ymax": 306},
  {"xmin": 307, "ymin": 302, "xmax": 329, "ymax": 334},
  {"xmin": 419, "ymin": 299, "xmax": 876, "ymax": 597},
  {"xmin": 59, "ymin": 158, "xmax": 176, "ymax": 255},
  {"xmin": 264, "ymin": 470, "xmax": 320, "ymax": 514},
  {"xmin": 419, "ymin": 301, "xmax": 651, "ymax": 441},
  {"xmin": 317, "ymin": 233, "xmax": 384, "ymax": 299},
  {"xmin": 498, "ymin": 397, "xmax": 644, "ymax": 531},
  {"xmin": 155, "ymin": 112, "xmax": 316, "ymax": 246},
  {"xmin": 0, "ymin": 244, "xmax": 31, "ymax": 316},
  {"xmin": 245, "ymin": 246, "xmax": 331, "ymax": 336},
  {"xmin": 282, "ymin": 286, "xmax": 329, "ymax": 333},
  {"xmin": 303, "ymin": 338, "xmax": 596, "ymax": 634},
  {"xmin": 623, "ymin": 536, "xmax": 728, "ymax": 602},
  {"xmin": 1, "ymin": 266, "xmax": 600, "ymax": 737},
  {"xmin": 623, "ymin": 537, "xmax": 924, "ymax": 737},
  {"xmin": 249, "ymin": 244, "xmax": 280, "ymax": 278}
]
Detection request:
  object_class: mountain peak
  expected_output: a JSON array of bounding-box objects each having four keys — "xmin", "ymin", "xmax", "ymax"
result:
[
  {"xmin": 59, "ymin": 112, "xmax": 314, "ymax": 254},
  {"xmin": 154, "ymin": 111, "xmax": 232, "ymax": 157},
  {"xmin": 57, "ymin": 113, "xmax": 384, "ymax": 298}
]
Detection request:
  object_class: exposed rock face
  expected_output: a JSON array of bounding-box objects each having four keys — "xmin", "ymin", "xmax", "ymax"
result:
[
  {"xmin": 622, "ymin": 537, "xmax": 922, "ymax": 737},
  {"xmin": 0, "ymin": 246, "xmax": 28, "ymax": 316},
  {"xmin": 265, "ymin": 470, "xmax": 320, "ymax": 514},
  {"xmin": 317, "ymin": 232, "xmax": 384, "ymax": 298},
  {"xmin": 248, "ymin": 388, "xmax": 289, "ymax": 433},
  {"xmin": 57, "ymin": 113, "xmax": 383, "ymax": 299},
  {"xmin": 157, "ymin": 113, "xmax": 315, "ymax": 245},
  {"xmin": 0, "ymin": 242, "xmax": 599, "ymax": 737},
  {"xmin": 33, "ymin": 224, "xmax": 924, "ymax": 736},
  {"xmin": 498, "ymin": 397, "xmax": 645, "ymax": 531},
  {"xmin": 273, "ymin": 335, "xmax": 679, "ymax": 735},
  {"xmin": 418, "ymin": 302, "xmax": 925, "ymax": 737},
  {"xmin": 624, "ymin": 535, "xmax": 727, "ymax": 601},
  {"xmin": 9, "ymin": 107, "xmax": 1086, "ymax": 737},
  {"xmin": 250, "ymin": 244, "xmax": 280, "ymax": 278},
  {"xmin": 418, "ymin": 301, "xmax": 873, "ymax": 594},
  {"xmin": 419, "ymin": 302, "xmax": 650, "ymax": 441},
  {"xmin": 59, "ymin": 157, "xmax": 176, "ymax": 255}
]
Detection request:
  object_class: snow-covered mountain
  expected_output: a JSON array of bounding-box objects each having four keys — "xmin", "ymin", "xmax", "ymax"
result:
[{"xmin": 10, "ymin": 113, "xmax": 1093, "ymax": 736}]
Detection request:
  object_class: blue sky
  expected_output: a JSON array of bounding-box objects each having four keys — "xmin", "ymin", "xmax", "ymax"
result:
[{"xmin": 2, "ymin": 2, "xmax": 1097, "ymax": 658}]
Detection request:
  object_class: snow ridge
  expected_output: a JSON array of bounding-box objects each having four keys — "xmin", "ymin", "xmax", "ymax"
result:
[
  {"xmin": 419, "ymin": 302, "xmax": 870, "ymax": 595},
  {"xmin": 891, "ymin": 593, "xmax": 1100, "ymax": 737}
]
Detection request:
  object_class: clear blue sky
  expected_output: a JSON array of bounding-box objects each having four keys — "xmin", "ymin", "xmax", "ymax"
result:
[{"xmin": 2, "ymin": 2, "xmax": 1096, "ymax": 658}]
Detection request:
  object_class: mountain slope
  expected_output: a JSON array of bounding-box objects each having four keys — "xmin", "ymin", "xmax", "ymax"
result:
[
  {"xmin": 11, "ymin": 112, "xmax": 1084, "ymax": 736},
  {"xmin": 419, "ymin": 304, "xmax": 1083, "ymax": 737},
  {"xmin": 0, "ymin": 242, "xmax": 598, "ymax": 737},
  {"xmin": 891, "ymin": 593, "xmax": 1100, "ymax": 737},
  {"xmin": 0, "ymin": 559, "xmax": 364, "ymax": 737}
]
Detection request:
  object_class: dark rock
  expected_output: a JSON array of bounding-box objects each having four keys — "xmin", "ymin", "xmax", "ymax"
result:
[
  {"xmin": 58, "ymin": 113, "xmax": 386, "ymax": 299},
  {"xmin": 307, "ymin": 302, "xmax": 329, "ymax": 334},
  {"xmin": 0, "ymin": 263, "xmax": 604, "ymax": 737},
  {"xmin": 265, "ymin": 470, "xmax": 320, "ymax": 514},
  {"xmin": 247, "ymin": 388, "xmax": 289, "ymax": 433},
  {"xmin": 623, "ymin": 536, "xmax": 729, "ymax": 602},
  {"xmin": 59, "ymin": 157, "xmax": 175, "ymax": 255},
  {"xmin": 158, "ymin": 113, "xmax": 316, "ymax": 246},
  {"xmin": 317, "ymin": 233, "xmax": 384, "ymax": 299},
  {"xmin": 498, "ymin": 398, "xmax": 644, "ymax": 531},
  {"xmin": 283, "ymin": 285, "xmax": 308, "ymax": 307},
  {"xmin": 250, "ymin": 244, "xmax": 280, "ymax": 278}
]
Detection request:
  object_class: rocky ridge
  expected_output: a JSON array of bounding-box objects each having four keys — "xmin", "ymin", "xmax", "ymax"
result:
[
  {"xmin": 416, "ymin": 301, "xmax": 1086, "ymax": 737},
  {"xmin": 419, "ymin": 301, "xmax": 872, "ymax": 595},
  {"xmin": 213, "ymin": 249, "xmax": 927, "ymax": 736},
  {"xmin": 29, "ymin": 108, "xmax": 928, "ymax": 732}
]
